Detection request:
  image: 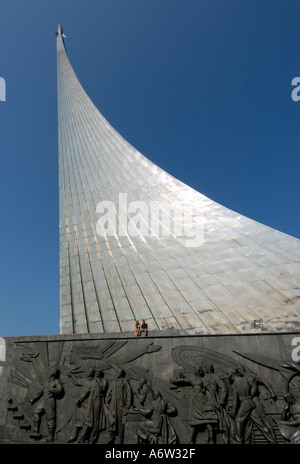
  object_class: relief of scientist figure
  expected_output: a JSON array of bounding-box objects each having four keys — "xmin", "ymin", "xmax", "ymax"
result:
[
  {"xmin": 170, "ymin": 368, "xmax": 219, "ymax": 444},
  {"xmin": 136, "ymin": 390, "xmax": 178, "ymax": 444},
  {"xmin": 69, "ymin": 368, "xmax": 108, "ymax": 443},
  {"xmin": 105, "ymin": 369, "xmax": 132, "ymax": 444}
]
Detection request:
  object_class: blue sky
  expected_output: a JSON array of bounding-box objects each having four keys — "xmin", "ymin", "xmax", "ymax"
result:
[{"xmin": 0, "ymin": 0, "xmax": 299, "ymax": 337}]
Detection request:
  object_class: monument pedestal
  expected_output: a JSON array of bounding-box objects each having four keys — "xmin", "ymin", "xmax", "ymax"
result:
[{"xmin": 0, "ymin": 330, "xmax": 299, "ymax": 444}]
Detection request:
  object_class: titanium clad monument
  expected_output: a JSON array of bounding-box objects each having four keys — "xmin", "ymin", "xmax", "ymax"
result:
[
  {"xmin": 0, "ymin": 25, "xmax": 300, "ymax": 445},
  {"xmin": 57, "ymin": 26, "xmax": 300, "ymax": 337}
]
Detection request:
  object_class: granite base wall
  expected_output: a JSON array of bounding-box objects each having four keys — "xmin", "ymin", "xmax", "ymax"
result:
[{"xmin": 0, "ymin": 331, "xmax": 299, "ymax": 445}]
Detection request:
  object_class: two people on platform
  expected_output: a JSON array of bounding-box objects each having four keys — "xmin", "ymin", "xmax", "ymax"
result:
[{"xmin": 135, "ymin": 320, "xmax": 148, "ymax": 337}]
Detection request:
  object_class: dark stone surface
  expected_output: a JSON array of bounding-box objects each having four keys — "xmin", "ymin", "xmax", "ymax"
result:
[{"xmin": 1, "ymin": 330, "xmax": 300, "ymax": 444}]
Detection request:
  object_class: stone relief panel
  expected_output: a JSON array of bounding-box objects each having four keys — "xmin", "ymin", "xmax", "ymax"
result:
[
  {"xmin": 1, "ymin": 334, "xmax": 300, "ymax": 444},
  {"xmin": 169, "ymin": 346, "xmax": 277, "ymax": 444}
]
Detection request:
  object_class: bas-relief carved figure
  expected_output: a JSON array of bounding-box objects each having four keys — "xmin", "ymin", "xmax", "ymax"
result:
[
  {"xmin": 229, "ymin": 367, "xmax": 276, "ymax": 444},
  {"xmin": 276, "ymin": 393, "xmax": 300, "ymax": 443},
  {"xmin": 134, "ymin": 378, "xmax": 154, "ymax": 409},
  {"xmin": 68, "ymin": 368, "xmax": 107, "ymax": 443},
  {"xmin": 105, "ymin": 369, "xmax": 132, "ymax": 444},
  {"xmin": 136, "ymin": 390, "xmax": 177, "ymax": 444},
  {"xmin": 4, "ymin": 338, "xmax": 300, "ymax": 444},
  {"xmin": 29, "ymin": 367, "xmax": 63, "ymax": 442},
  {"xmin": 202, "ymin": 363, "xmax": 230, "ymax": 443},
  {"xmin": 275, "ymin": 361, "xmax": 300, "ymax": 444},
  {"xmin": 170, "ymin": 366, "xmax": 230, "ymax": 444}
]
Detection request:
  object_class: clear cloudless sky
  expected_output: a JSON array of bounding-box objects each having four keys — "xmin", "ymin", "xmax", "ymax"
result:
[{"xmin": 0, "ymin": 0, "xmax": 299, "ymax": 337}]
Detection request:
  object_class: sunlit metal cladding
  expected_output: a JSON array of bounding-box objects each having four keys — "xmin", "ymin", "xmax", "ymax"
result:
[{"xmin": 56, "ymin": 30, "xmax": 300, "ymax": 336}]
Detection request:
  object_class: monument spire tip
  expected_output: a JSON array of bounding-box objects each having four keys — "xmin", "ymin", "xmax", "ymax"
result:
[{"xmin": 56, "ymin": 23, "xmax": 67, "ymax": 38}]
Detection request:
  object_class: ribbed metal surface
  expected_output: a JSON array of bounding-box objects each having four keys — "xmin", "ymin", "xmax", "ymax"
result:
[{"xmin": 57, "ymin": 34, "xmax": 300, "ymax": 335}]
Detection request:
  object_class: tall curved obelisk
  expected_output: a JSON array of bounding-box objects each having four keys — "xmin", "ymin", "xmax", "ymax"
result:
[{"xmin": 57, "ymin": 25, "xmax": 300, "ymax": 336}]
